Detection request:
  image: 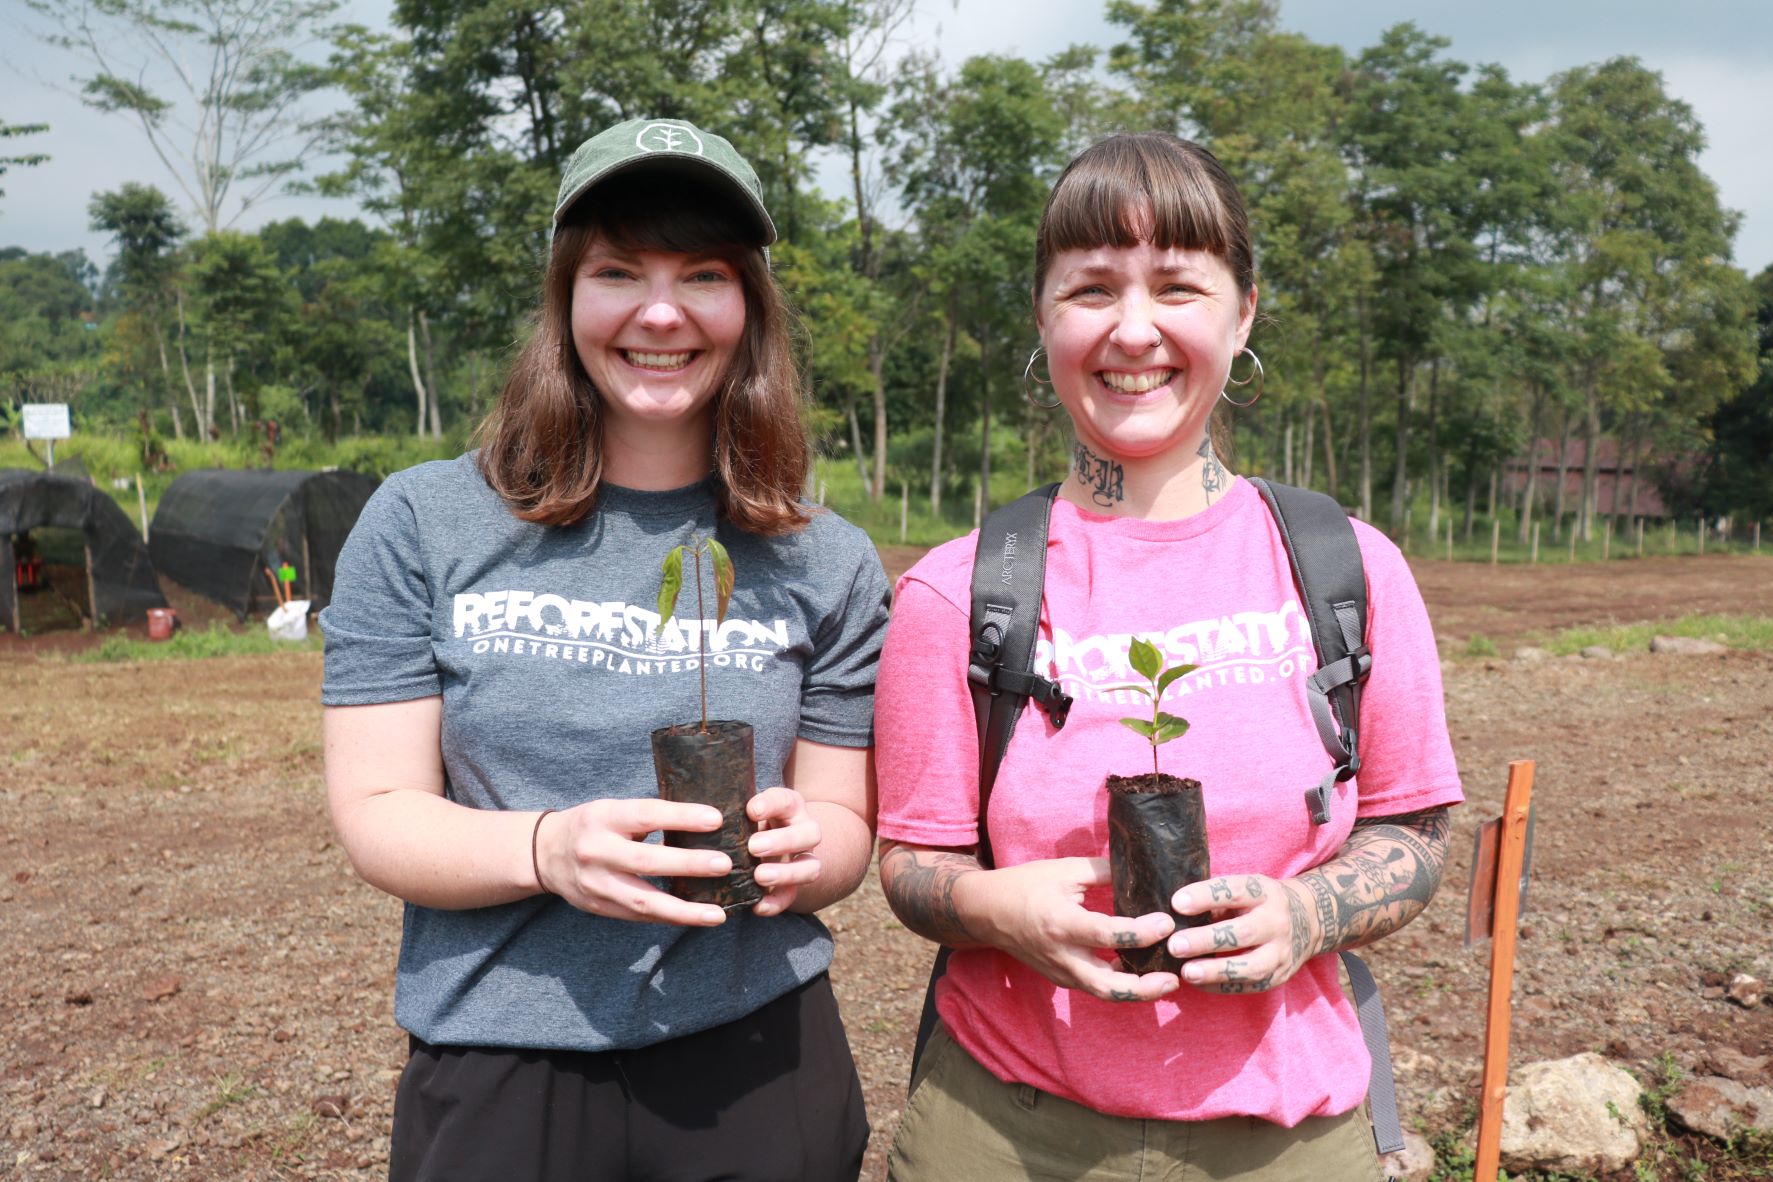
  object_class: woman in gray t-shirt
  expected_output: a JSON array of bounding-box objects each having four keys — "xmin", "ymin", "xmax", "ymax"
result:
[{"xmin": 321, "ymin": 118, "xmax": 887, "ymax": 1182}]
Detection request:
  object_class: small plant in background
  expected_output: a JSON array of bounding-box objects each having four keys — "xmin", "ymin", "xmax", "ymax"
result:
[
  {"xmin": 656, "ymin": 534, "xmax": 734, "ymax": 733},
  {"xmin": 1464, "ymin": 634, "xmax": 1499, "ymax": 658},
  {"xmin": 1113, "ymin": 638, "xmax": 1197, "ymax": 777}
]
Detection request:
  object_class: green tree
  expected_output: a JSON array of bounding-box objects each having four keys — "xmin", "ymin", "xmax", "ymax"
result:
[
  {"xmin": 29, "ymin": 0, "xmax": 342, "ymax": 234},
  {"xmin": 89, "ymin": 183, "xmax": 187, "ymax": 435},
  {"xmin": 1, "ymin": 119, "xmax": 51, "ymax": 203}
]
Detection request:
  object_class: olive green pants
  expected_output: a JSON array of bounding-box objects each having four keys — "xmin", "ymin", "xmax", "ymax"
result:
[{"xmin": 888, "ymin": 1024, "xmax": 1383, "ymax": 1182}]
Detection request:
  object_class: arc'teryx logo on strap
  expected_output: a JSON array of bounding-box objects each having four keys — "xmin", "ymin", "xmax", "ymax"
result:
[
  {"xmin": 636, "ymin": 122, "xmax": 704, "ymax": 155},
  {"xmin": 999, "ymin": 531, "xmax": 1018, "ymax": 585}
]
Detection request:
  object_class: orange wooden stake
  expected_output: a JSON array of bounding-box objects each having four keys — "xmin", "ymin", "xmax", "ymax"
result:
[{"xmin": 1473, "ymin": 759, "xmax": 1536, "ymax": 1182}]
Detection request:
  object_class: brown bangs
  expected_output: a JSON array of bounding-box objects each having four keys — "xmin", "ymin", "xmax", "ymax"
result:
[
  {"xmin": 474, "ymin": 171, "xmax": 811, "ymax": 536},
  {"xmin": 1034, "ymin": 133, "xmax": 1254, "ymax": 299}
]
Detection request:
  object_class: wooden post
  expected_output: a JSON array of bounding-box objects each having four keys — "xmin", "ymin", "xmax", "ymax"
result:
[
  {"xmin": 1637, "ymin": 518, "xmax": 1644, "ymax": 558},
  {"xmin": 1473, "ymin": 760, "xmax": 1537, "ymax": 1182},
  {"xmin": 1756, "ymin": 521, "xmax": 1762, "ymax": 552},
  {"xmin": 1530, "ymin": 522, "xmax": 1539, "ymax": 564},
  {"xmin": 1602, "ymin": 518, "xmax": 1611, "ymax": 561},
  {"xmin": 900, "ymin": 481, "xmax": 909, "ymax": 544},
  {"xmin": 1446, "ymin": 518, "xmax": 1454, "ymax": 562},
  {"xmin": 135, "ymin": 472, "xmax": 150, "ymax": 542},
  {"xmin": 1668, "ymin": 518, "xmax": 1676, "ymax": 553},
  {"xmin": 1490, "ymin": 518, "xmax": 1500, "ymax": 566},
  {"xmin": 1567, "ymin": 526, "xmax": 1576, "ymax": 562},
  {"xmin": 1698, "ymin": 516, "xmax": 1706, "ymax": 556},
  {"xmin": 84, "ymin": 540, "xmax": 99, "ymax": 631}
]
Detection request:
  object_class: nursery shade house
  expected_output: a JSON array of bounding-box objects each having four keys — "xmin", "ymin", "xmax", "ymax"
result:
[
  {"xmin": 0, "ymin": 469, "xmax": 167, "ymax": 631},
  {"xmin": 149, "ymin": 470, "xmax": 380, "ymax": 617}
]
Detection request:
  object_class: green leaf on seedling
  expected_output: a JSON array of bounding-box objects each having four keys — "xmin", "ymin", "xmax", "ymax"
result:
[
  {"xmin": 1156, "ymin": 664, "xmax": 1198, "ymax": 694},
  {"xmin": 708, "ymin": 537, "xmax": 734, "ymax": 625},
  {"xmin": 656, "ymin": 546, "xmax": 684, "ymax": 631},
  {"xmin": 1155, "ymin": 713, "xmax": 1191, "ymax": 743},
  {"xmin": 1128, "ymin": 637, "xmax": 1161, "ymax": 681},
  {"xmin": 1120, "ymin": 718, "xmax": 1157, "ymax": 738}
]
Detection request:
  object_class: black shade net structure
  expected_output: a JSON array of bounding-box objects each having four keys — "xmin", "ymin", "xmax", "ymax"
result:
[
  {"xmin": 0, "ymin": 469, "xmax": 167, "ymax": 631},
  {"xmin": 148, "ymin": 469, "xmax": 381, "ymax": 617}
]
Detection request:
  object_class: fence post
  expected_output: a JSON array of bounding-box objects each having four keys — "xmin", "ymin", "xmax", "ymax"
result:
[
  {"xmin": 900, "ymin": 481, "xmax": 909, "ymax": 544},
  {"xmin": 1602, "ymin": 518, "xmax": 1611, "ymax": 562},
  {"xmin": 1530, "ymin": 522, "xmax": 1539, "ymax": 564},
  {"xmin": 1698, "ymin": 516, "xmax": 1706, "ymax": 556},
  {"xmin": 1490, "ymin": 518, "xmax": 1500, "ymax": 566},
  {"xmin": 1637, "ymin": 518, "xmax": 1644, "ymax": 558},
  {"xmin": 1446, "ymin": 518, "xmax": 1454, "ymax": 562},
  {"xmin": 1756, "ymin": 521, "xmax": 1762, "ymax": 552}
]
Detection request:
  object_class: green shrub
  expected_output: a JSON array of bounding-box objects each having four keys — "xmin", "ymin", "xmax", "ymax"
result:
[{"xmin": 71, "ymin": 621, "xmax": 323, "ymax": 663}]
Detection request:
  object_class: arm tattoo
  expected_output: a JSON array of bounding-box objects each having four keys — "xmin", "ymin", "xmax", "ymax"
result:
[
  {"xmin": 1073, "ymin": 441, "xmax": 1125, "ymax": 507},
  {"xmin": 1295, "ymin": 807, "xmax": 1451, "ymax": 957},
  {"xmin": 879, "ymin": 842, "xmax": 982, "ymax": 948},
  {"xmin": 1199, "ymin": 433, "xmax": 1228, "ymax": 504}
]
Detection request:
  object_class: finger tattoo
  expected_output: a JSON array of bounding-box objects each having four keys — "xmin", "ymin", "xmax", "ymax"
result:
[
  {"xmin": 1245, "ymin": 877, "xmax": 1264, "ymax": 899},
  {"xmin": 1209, "ymin": 878, "xmax": 1234, "ymax": 903},
  {"xmin": 1212, "ymin": 926, "xmax": 1239, "ymax": 951}
]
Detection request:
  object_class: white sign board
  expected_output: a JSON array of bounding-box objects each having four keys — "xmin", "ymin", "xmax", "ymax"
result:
[{"xmin": 21, "ymin": 403, "xmax": 71, "ymax": 441}]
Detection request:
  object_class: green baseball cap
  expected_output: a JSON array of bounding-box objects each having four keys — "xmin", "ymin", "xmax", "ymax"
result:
[{"xmin": 553, "ymin": 118, "xmax": 776, "ymax": 245}]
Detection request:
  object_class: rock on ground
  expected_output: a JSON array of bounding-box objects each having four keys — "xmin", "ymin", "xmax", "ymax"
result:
[
  {"xmin": 1500, "ymin": 1053, "xmax": 1647, "ymax": 1176},
  {"xmin": 1379, "ymin": 1130, "xmax": 1435, "ymax": 1181},
  {"xmin": 1650, "ymin": 634, "xmax": 1727, "ymax": 655},
  {"xmin": 1667, "ymin": 1076, "xmax": 1773, "ymax": 1140}
]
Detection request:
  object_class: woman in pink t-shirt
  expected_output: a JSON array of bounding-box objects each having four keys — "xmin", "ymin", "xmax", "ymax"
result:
[{"xmin": 875, "ymin": 133, "xmax": 1463, "ymax": 1180}]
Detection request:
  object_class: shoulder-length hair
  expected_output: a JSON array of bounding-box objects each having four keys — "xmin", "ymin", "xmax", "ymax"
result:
[{"xmin": 476, "ymin": 173, "xmax": 811, "ymax": 535}]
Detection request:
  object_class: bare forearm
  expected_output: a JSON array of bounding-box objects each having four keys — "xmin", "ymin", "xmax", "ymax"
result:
[
  {"xmin": 878, "ymin": 840, "xmax": 989, "ymax": 948},
  {"xmin": 1287, "ymin": 807, "xmax": 1451, "ymax": 960},
  {"xmin": 786, "ymin": 801, "xmax": 875, "ymax": 914},
  {"xmin": 332, "ymin": 789, "xmax": 542, "ymax": 911}
]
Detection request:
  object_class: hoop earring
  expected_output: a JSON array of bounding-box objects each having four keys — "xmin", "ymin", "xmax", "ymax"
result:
[
  {"xmin": 1220, "ymin": 348, "xmax": 1264, "ymax": 409},
  {"xmin": 1023, "ymin": 346, "xmax": 1061, "ymax": 409}
]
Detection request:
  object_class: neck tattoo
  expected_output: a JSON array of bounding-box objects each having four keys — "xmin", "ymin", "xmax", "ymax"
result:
[
  {"xmin": 1200, "ymin": 433, "xmax": 1228, "ymax": 505},
  {"xmin": 1073, "ymin": 441, "xmax": 1125, "ymax": 507}
]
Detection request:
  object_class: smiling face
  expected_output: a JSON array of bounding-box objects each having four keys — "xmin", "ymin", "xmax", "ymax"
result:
[
  {"xmin": 1037, "ymin": 231, "xmax": 1255, "ymax": 465},
  {"xmin": 569, "ymin": 239, "xmax": 748, "ymax": 440}
]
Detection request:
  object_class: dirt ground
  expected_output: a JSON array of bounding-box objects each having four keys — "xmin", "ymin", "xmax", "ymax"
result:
[{"xmin": 4, "ymin": 553, "xmax": 1772, "ymax": 1180}]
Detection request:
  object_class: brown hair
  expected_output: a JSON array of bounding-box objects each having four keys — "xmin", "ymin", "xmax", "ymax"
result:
[
  {"xmin": 476, "ymin": 173, "xmax": 811, "ymax": 534},
  {"xmin": 1033, "ymin": 132, "xmax": 1254, "ymax": 303}
]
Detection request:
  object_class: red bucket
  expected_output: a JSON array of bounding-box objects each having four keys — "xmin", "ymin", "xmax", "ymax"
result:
[{"xmin": 146, "ymin": 608, "xmax": 176, "ymax": 641}]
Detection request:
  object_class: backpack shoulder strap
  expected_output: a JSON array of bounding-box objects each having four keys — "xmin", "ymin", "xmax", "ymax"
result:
[
  {"xmin": 1247, "ymin": 477, "xmax": 1371, "ymax": 826},
  {"xmin": 911, "ymin": 483, "xmax": 1068, "ymax": 1075},
  {"xmin": 965, "ymin": 481, "xmax": 1071, "ymax": 868}
]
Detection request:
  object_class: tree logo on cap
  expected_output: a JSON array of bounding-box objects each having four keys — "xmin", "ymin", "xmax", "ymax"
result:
[{"xmin": 636, "ymin": 123, "xmax": 704, "ymax": 156}]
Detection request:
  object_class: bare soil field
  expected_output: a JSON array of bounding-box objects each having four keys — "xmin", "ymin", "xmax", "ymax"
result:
[{"xmin": 4, "ymin": 553, "xmax": 1772, "ymax": 1180}]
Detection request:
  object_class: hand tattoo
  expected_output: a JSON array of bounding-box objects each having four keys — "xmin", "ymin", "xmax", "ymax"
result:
[
  {"xmin": 1208, "ymin": 878, "xmax": 1234, "ymax": 903},
  {"xmin": 879, "ymin": 843, "xmax": 980, "ymax": 948},
  {"xmin": 1199, "ymin": 433, "xmax": 1228, "ymax": 504},
  {"xmin": 1211, "ymin": 926, "xmax": 1239, "ymax": 951},
  {"xmin": 1073, "ymin": 441, "xmax": 1124, "ymax": 507}
]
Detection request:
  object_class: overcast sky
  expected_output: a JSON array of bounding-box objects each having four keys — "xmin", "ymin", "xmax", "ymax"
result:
[{"xmin": 5, "ymin": 0, "xmax": 1770, "ymax": 276}]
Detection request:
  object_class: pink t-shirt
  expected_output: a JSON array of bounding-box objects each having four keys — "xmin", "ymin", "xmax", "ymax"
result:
[{"xmin": 875, "ymin": 476, "xmax": 1463, "ymax": 1125}]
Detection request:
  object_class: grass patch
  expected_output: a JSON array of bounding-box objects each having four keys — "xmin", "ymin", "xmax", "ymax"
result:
[
  {"xmin": 70, "ymin": 621, "xmax": 323, "ymax": 663},
  {"xmin": 1543, "ymin": 614, "xmax": 1773, "ymax": 657},
  {"xmin": 1463, "ymin": 634, "xmax": 1499, "ymax": 658}
]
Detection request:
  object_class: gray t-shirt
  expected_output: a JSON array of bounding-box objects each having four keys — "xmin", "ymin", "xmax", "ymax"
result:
[{"xmin": 320, "ymin": 455, "xmax": 889, "ymax": 1051}]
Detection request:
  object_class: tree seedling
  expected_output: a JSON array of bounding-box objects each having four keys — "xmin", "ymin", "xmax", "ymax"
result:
[
  {"xmin": 655, "ymin": 535, "xmax": 734, "ymax": 733},
  {"xmin": 1115, "ymin": 637, "xmax": 1197, "ymax": 777}
]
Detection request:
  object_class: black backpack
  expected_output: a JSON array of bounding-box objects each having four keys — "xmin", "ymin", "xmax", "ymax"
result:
[{"xmin": 911, "ymin": 477, "xmax": 1403, "ymax": 1155}]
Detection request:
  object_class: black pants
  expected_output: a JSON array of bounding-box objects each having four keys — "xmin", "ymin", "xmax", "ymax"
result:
[{"xmin": 389, "ymin": 974, "xmax": 868, "ymax": 1182}]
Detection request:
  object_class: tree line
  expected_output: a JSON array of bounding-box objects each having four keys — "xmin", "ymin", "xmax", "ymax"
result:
[{"xmin": 6, "ymin": 0, "xmax": 1770, "ymax": 535}]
